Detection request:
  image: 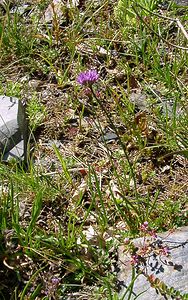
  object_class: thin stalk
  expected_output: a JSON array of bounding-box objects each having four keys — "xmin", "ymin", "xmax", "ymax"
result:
[{"xmin": 90, "ymin": 86, "xmax": 138, "ymax": 200}]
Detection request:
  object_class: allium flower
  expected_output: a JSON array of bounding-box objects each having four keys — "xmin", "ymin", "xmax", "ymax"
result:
[
  {"xmin": 51, "ymin": 277, "xmax": 60, "ymax": 285},
  {"xmin": 77, "ymin": 69, "xmax": 99, "ymax": 86},
  {"xmin": 124, "ymin": 237, "xmax": 130, "ymax": 245},
  {"xmin": 140, "ymin": 221, "xmax": 149, "ymax": 232},
  {"xmin": 130, "ymin": 254, "xmax": 139, "ymax": 265},
  {"xmin": 149, "ymin": 229, "xmax": 157, "ymax": 239},
  {"xmin": 160, "ymin": 246, "xmax": 170, "ymax": 256}
]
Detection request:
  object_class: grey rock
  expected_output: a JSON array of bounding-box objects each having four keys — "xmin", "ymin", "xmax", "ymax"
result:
[
  {"xmin": 161, "ymin": 0, "xmax": 188, "ymax": 7},
  {"xmin": 118, "ymin": 226, "xmax": 188, "ymax": 299},
  {"xmin": 156, "ymin": 98, "xmax": 183, "ymax": 117},
  {"xmin": 129, "ymin": 90, "xmax": 149, "ymax": 112},
  {"xmin": 0, "ymin": 95, "xmax": 28, "ymax": 161},
  {"xmin": 10, "ymin": 4, "xmax": 32, "ymax": 15},
  {"xmin": 174, "ymin": 0, "xmax": 188, "ymax": 6},
  {"xmin": 43, "ymin": 0, "xmax": 63, "ymax": 23},
  {"xmin": 129, "ymin": 90, "xmax": 183, "ymax": 117},
  {"xmin": 99, "ymin": 131, "xmax": 118, "ymax": 143},
  {"xmin": 3, "ymin": 140, "xmax": 24, "ymax": 161}
]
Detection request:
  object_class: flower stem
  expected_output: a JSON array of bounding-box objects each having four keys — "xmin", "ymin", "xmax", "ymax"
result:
[{"xmin": 90, "ymin": 86, "xmax": 138, "ymax": 201}]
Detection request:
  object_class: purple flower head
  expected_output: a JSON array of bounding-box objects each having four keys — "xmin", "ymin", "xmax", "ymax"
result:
[
  {"xmin": 51, "ymin": 277, "xmax": 60, "ymax": 285},
  {"xmin": 77, "ymin": 69, "xmax": 99, "ymax": 86}
]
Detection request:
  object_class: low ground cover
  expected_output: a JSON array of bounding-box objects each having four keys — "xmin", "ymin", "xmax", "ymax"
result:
[{"xmin": 0, "ymin": 0, "xmax": 188, "ymax": 299}]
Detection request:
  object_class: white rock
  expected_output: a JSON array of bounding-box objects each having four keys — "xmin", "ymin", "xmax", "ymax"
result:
[
  {"xmin": 0, "ymin": 95, "xmax": 28, "ymax": 161},
  {"xmin": 118, "ymin": 226, "xmax": 188, "ymax": 299}
]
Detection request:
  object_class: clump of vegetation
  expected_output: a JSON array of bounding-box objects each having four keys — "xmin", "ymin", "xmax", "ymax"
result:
[{"xmin": 0, "ymin": 0, "xmax": 187, "ymax": 298}]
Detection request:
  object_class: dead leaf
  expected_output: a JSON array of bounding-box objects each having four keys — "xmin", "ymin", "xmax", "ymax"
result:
[
  {"xmin": 135, "ymin": 111, "xmax": 149, "ymax": 136},
  {"xmin": 72, "ymin": 180, "xmax": 87, "ymax": 201}
]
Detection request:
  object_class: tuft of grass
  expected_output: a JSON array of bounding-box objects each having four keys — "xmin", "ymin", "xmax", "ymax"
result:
[{"xmin": 26, "ymin": 93, "xmax": 46, "ymax": 131}]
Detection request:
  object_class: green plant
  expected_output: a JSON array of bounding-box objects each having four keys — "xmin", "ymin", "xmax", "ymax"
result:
[
  {"xmin": 0, "ymin": 0, "xmax": 187, "ymax": 298},
  {"xmin": 26, "ymin": 93, "xmax": 46, "ymax": 131},
  {"xmin": 0, "ymin": 80, "xmax": 22, "ymax": 97}
]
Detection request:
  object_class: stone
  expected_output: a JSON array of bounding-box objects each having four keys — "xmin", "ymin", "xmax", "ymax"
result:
[
  {"xmin": 161, "ymin": 0, "xmax": 188, "ymax": 8},
  {"xmin": 174, "ymin": 0, "xmax": 188, "ymax": 6},
  {"xmin": 99, "ymin": 131, "xmax": 118, "ymax": 143},
  {"xmin": 3, "ymin": 140, "xmax": 24, "ymax": 161},
  {"xmin": 129, "ymin": 90, "xmax": 148, "ymax": 112},
  {"xmin": 118, "ymin": 226, "xmax": 188, "ymax": 299},
  {"xmin": 43, "ymin": 0, "xmax": 63, "ymax": 23},
  {"xmin": 0, "ymin": 95, "xmax": 28, "ymax": 162},
  {"xmin": 129, "ymin": 90, "xmax": 183, "ymax": 117}
]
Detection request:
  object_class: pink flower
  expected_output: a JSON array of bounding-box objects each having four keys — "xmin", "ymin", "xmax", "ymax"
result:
[
  {"xmin": 140, "ymin": 221, "xmax": 149, "ymax": 232},
  {"xmin": 124, "ymin": 238, "xmax": 130, "ymax": 245},
  {"xmin": 149, "ymin": 229, "xmax": 157, "ymax": 239},
  {"xmin": 160, "ymin": 246, "xmax": 170, "ymax": 256},
  {"xmin": 130, "ymin": 254, "xmax": 139, "ymax": 265}
]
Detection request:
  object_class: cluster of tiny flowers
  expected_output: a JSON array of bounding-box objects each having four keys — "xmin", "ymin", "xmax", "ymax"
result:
[
  {"xmin": 128, "ymin": 222, "xmax": 170, "ymax": 268},
  {"xmin": 43, "ymin": 277, "xmax": 61, "ymax": 297},
  {"xmin": 140, "ymin": 221, "xmax": 157, "ymax": 238},
  {"xmin": 159, "ymin": 246, "xmax": 170, "ymax": 256},
  {"xmin": 77, "ymin": 69, "xmax": 99, "ymax": 86},
  {"xmin": 130, "ymin": 254, "xmax": 139, "ymax": 265},
  {"xmin": 140, "ymin": 221, "xmax": 149, "ymax": 232}
]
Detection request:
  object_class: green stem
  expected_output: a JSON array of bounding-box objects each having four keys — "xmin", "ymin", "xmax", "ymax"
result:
[{"xmin": 90, "ymin": 86, "xmax": 138, "ymax": 200}]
